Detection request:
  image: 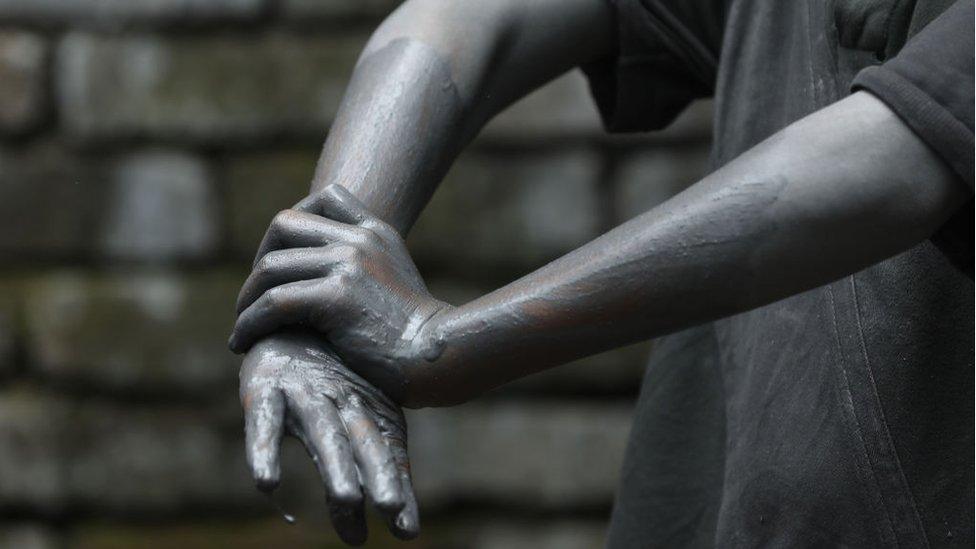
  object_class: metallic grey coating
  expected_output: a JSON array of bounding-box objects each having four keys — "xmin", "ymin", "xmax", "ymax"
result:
[
  {"xmin": 239, "ymin": 331, "xmax": 418, "ymax": 544},
  {"xmin": 231, "ymin": 0, "xmax": 966, "ymax": 544}
]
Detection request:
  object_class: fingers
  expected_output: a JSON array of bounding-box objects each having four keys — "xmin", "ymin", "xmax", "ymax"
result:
[
  {"xmin": 297, "ymin": 184, "xmax": 401, "ymax": 240},
  {"xmin": 242, "ymin": 385, "xmax": 286, "ymax": 492},
  {"xmin": 288, "ymin": 396, "xmax": 367, "ymax": 545},
  {"xmin": 295, "ymin": 184, "xmax": 370, "ymax": 226},
  {"xmin": 387, "ymin": 443, "xmax": 420, "ymax": 540},
  {"xmin": 229, "ymin": 278, "xmax": 338, "ymax": 353},
  {"xmin": 236, "ymin": 247, "xmax": 342, "ymax": 314},
  {"xmin": 252, "ymin": 209, "xmax": 359, "ymax": 268},
  {"xmin": 327, "ymin": 498, "xmax": 367, "ymax": 546},
  {"xmin": 340, "ymin": 397, "xmax": 406, "ymax": 519}
]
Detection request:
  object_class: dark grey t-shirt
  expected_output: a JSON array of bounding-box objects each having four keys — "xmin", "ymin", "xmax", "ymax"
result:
[{"xmin": 584, "ymin": 0, "xmax": 975, "ymax": 546}]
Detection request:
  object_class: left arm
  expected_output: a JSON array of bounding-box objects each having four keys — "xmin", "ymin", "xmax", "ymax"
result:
[{"xmin": 229, "ymin": 91, "xmax": 967, "ymax": 407}]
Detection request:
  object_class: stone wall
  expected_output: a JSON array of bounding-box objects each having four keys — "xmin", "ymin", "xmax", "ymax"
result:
[{"xmin": 0, "ymin": 1, "xmax": 712, "ymax": 547}]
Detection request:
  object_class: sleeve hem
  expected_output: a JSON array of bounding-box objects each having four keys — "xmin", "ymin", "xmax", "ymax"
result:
[
  {"xmin": 582, "ymin": 0, "xmax": 715, "ymax": 134},
  {"xmin": 853, "ymin": 65, "xmax": 974, "ymax": 188}
]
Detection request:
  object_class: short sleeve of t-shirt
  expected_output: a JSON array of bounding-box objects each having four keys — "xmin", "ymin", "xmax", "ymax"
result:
[
  {"xmin": 582, "ymin": 0, "xmax": 727, "ymax": 133},
  {"xmin": 852, "ymin": 0, "xmax": 974, "ymax": 274},
  {"xmin": 852, "ymin": 0, "xmax": 974, "ymax": 188}
]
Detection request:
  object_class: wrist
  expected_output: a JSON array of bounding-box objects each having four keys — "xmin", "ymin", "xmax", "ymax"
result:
[{"xmin": 399, "ymin": 301, "xmax": 474, "ymax": 408}]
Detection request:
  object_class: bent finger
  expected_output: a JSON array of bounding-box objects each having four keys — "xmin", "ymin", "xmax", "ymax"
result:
[
  {"xmin": 296, "ymin": 184, "xmax": 372, "ymax": 226},
  {"xmin": 236, "ymin": 247, "xmax": 343, "ymax": 314},
  {"xmin": 253, "ymin": 209, "xmax": 358, "ymax": 268},
  {"xmin": 229, "ymin": 279, "xmax": 328, "ymax": 353}
]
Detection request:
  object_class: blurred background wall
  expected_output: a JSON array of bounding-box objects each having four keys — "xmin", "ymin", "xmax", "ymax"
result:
[{"xmin": 0, "ymin": 1, "xmax": 712, "ymax": 547}]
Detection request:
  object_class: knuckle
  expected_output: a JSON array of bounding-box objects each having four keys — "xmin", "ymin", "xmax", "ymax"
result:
[
  {"xmin": 323, "ymin": 183, "xmax": 344, "ymax": 199},
  {"xmin": 254, "ymin": 254, "xmax": 275, "ymax": 275},
  {"xmin": 332, "ymin": 270, "xmax": 356, "ymax": 290},
  {"xmin": 364, "ymin": 218, "xmax": 395, "ymax": 238},
  {"xmin": 363, "ymin": 229, "xmax": 384, "ymax": 248},
  {"xmin": 265, "ymin": 286, "xmax": 287, "ymax": 307},
  {"xmin": 271, "ymin": 209, "xmax": 289, "ymax": 227},
  {"xmin": 348, "ymin": 227, "xmax": 372, "ymax": 246},
  {"xmin": 336, "ymin": 244, "xmax": 366, "ymax": 265},
  {"xmin": 271, "ymin": 209, "xmax": 299, "ymax": 229}
]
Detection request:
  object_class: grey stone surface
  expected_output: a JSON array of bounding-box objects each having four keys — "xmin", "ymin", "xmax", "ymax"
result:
[
  {"xmin": 481, "ymin": 71, "xmax": 605, "ymax": 141},
  {"xmin": 450, "ymin": 519, "xmax": 609, "ymax": 549},
  {"xmin": 613, "ymin": 147, "xmax": 711, "ymax": 222},
  {"xmin": 0, "ymin": 0, "xmax": 262, "ymax": 27},
  {"xmin": 408, "ymin": 149, "xmax": 603, "ymax": 269},
  {"xmin": 66, "ymin": 516, "xmax": 607, "ymax": 548},
  {"xmin": 24, "ymin": 272, "xmax": 241, "ymax": 395},
  {"xmin": 0, "ymin": 389, "xmax": 69, "ymax": 509},
  {"xmin": 0, "ymin": 143, "xmax": 107, "ymax": 261},
  {"xmin": 65, "ymin": 400, "xmax": 255, "ymax": 511},
  {"xmin": 0, "ymin": 280, "xmax": 18, "ymax": 378},
  {"xmin": 0, "ymin": 145, "xmax": 218, "ymax": 263},
  {"xmin": 223, "ymin": 149, "xmax": 319, "ymax": 258},
  {"xmin": 480, "ymin": 75, "xmax": 712, "ymax": 144},
  {"xmin": 100, "ymin": 150, "xmax": 218, "ymax": 261},
  {"xmin": 57, "ymin": 33, "xmax": 366, "ymax": 141},
  {"xmin": 0, "ymin": 387, "xmax": 262, "ymax": 513},
  {"xmin": 0, "ymin": 523, "xmax": 60, "ymax": 549},
  {"xmin": 502, "ymin": 342, "xmax": 650, "ymax": 396},
  {"xmin": 0, "ymin": 31, "xmax": 45, "ymax": 133},
  {"xmin": 0, "ymin": 388, "xmax": 630, "ymax": 516},
  {"xmin": 407, "ymin": 400, "xmax": 633, "ymax": 506}
]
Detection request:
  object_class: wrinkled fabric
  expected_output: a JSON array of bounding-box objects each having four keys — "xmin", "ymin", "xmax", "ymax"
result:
[{"xmin": 584, "ymin": 0, "xmax": 975, "ymax": 547}]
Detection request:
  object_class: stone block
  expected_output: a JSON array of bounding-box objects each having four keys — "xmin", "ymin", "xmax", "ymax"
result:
[
  {"xmin": 0, "ymin": 143, "xmax": 105, "ymax": 261},
  {"xmin": 68, "ymin": 516, "xmax": 608, "ymax": 549},
  {"xmin": 481, "ymin": 70, "xmax": 604, "ymax": 142},
  {"xmin": 223, "ymin": 149, "xmax": 319, "ymax": 259},
  {"xmin": 99, "ymin": 150, "xmax": 218, "ymax": 262},
  {"xmin": 0, "ymin": 389, "xmax": 69, "ymax": 510},
  {"xmin": 407, "ymin": 400, "xmax": 633, "ymax": 507},
  {"xmin": 282, "ymin": 0, "xmax": 402, "ymax": 20},
  {"xmin": 0, "ymin": 31, "xmax": 46, "ymax": 133},
  {"xmin": 613, "ymin": 147, "xmax": 711, "ymax": 222},
  {"xmin": 445, "ymin": 519, "xmax": 608, "ymax": 549},
  {"xmin": 0, "ymin": 523, "xmax": 60, "ymax": 549},
  {"xmin": 64, "ymin": 400, "xmax": 255, "ymax": 511},
  {"xmin": 0, "ymin": 145, "xmax": 218, "ymax": 263},
  {"xmin": 407, "ymin": 149, "xmax": 603, "ymax": 271},
  {"xmin": 57, "ymin": 33, "xmax": 366, "ymax": 142},
  {"xmin": 0, "ymin": 0, "xmax": 262, "ymax": 28},
  {"xmin": 23, "ymin": 271, "xmax": 242, "ymax": 395},
  {"xmin": 501, "ymin": 342, "xmax": 650, "ymax": 397},
  {"xmin": 0, "ymin": 279, "xmax": 20, "ymax": 377}
]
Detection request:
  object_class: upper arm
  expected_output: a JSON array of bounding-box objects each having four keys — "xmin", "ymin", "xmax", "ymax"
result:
[{"xmin": 364, "ymin": 0, "xmax": 616, "ymax": 117}]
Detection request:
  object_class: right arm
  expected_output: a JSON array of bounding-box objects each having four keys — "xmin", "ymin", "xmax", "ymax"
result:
[
  {"xmin": 304, "ymin": 0, "xmax": 616, "ymax": 233},
  {"xmin": 238, "ymin": 0, "xmax": 615, "ymax": 544}
]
